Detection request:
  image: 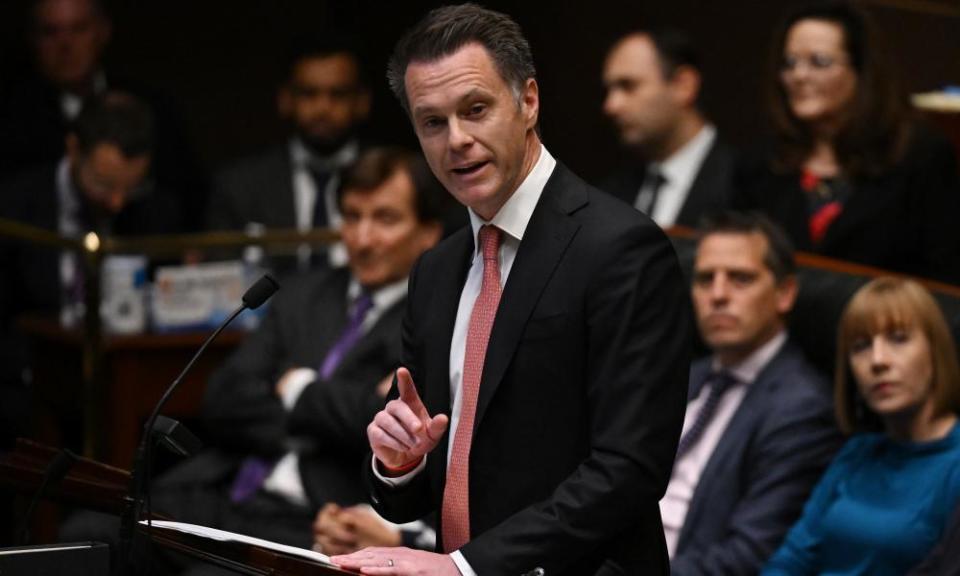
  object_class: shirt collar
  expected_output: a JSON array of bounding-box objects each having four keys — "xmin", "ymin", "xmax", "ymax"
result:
[
  {"xmin": 467, "ymin": 143, "xmax": 556, "ymax": 252},
  {"xmin": 289, "ymin": 137, "xmax": 359, "ymax": 171},
  {"xmin": 348, "ymin": 276, "xmax": 408, "ymax": 313},
  {"xmin": 656, "ymin": 124, "xmax": 716, "ymax": 193},
  {"xmin": 712, "ymin": 330, "xmax": 788, "ymax": 385},
  {"xmin": 56, "ymin": 156, "xmax": 81, "ymax": 235}
]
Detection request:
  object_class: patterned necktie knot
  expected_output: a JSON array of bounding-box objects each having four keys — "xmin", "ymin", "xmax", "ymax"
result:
[
  {"xmin": 479, "ymin": 225, "xmax": 501, "ymax": 263},
  {"xmin": 675, "ymin": 370, "xmax": 739, "ymax": 459}
]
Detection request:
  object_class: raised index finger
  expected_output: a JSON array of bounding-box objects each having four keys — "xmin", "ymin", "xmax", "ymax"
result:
[{"xmin": 396, "ymin": 367, "xmax": 430, "ymax": 421}]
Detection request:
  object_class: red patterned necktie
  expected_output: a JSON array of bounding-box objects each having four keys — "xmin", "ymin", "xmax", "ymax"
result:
[{"xmin": 442, "ymin": 225, "xmax": 503, "ymax": 551}]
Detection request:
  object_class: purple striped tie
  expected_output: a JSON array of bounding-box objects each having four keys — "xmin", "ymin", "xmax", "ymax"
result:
[{"xmin": 318, "ymin": 292, "xmax": 374, "ymax": 380}]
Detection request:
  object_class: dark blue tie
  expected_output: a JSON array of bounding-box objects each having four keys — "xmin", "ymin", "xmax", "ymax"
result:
[{"xmin": 675, "ymin": 371, "xmax": 738, "ymax": 459}]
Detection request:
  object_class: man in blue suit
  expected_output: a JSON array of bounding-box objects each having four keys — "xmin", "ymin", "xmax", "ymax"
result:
[{"xmin": 667, "ymin": 211, "xmax": 842, "ymax": 575}]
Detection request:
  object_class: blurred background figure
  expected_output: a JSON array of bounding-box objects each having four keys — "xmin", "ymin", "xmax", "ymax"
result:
[
  {"xmin": 0, "ymin": 0, "xmax": 204, "ymax": 229},
  {"xmin": 60, "ymin": 147, "xmax": 445, "ymax": 574},
  {"xmin": 734, "ymin": 0, "xmax": 960, "ymax": 285},
  {"xmin": 600, "ymin": 27, "xmax": 736, "ymax": 228},
  {"xmin": 764, "ymin": 276, "xmax": 960, "ymax": 575},
  {"xmin": 206, "ymin": 33, "xmax": 371, "ymax": 278},
  {"xmin": 668, "ymin": 211, "xmax": 840, "ymax": 574},
  {"xmin": 0, "ymin": 92, "xmax": 181, "ymax": 448}
]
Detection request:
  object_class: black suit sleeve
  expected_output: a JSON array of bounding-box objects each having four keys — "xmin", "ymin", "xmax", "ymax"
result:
[
  {"xmin": 201, "ymin": 304, "xmax": 288, "ymax": 456},
  {"xmin": 287, "ymin": 371, "xmax": 391, "ymax": 456}
]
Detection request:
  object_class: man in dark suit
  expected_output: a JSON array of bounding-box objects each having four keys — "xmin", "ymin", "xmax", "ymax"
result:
[
  {"xmin": 331, "ymin": 5, "xmax": 690, "ymax": 575},
  {"xmin": 0, "ymin": 92, "xmax": 179, "ymax": 448},
  {"xmin": 58, "ymin": 147, "xmax": 445, "ymax": 573},
  {"xmin": 0, "ymin": 0, "xmax": 203, "ymax": 228},
  {"xmin": 601, "ymin": 28, "xmax": 735, "ymax": 228},
  {"xmin": 151, "ymin": 148, "xmax": 444, "ymax": 549},
  {"xmin": 205, "ymin": 35, "xmax": 371, "ymax": 276},
  {"xmin": 666, "ymin": 211, "xmax": 842, "ymax": 575}
]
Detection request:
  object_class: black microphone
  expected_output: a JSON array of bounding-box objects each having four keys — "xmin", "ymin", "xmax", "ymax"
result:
[
  {"xmin": 118, "ymin": 274, "xmax": 279, "ymax": 571},
  {"xmin": 242, "ymin": 273, "xmax": 280, "ymax": 310}
]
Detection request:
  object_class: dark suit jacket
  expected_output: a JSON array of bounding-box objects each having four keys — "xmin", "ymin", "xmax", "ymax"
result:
[
  {"xmin": 601, "ymin": 137, "xmax": 737, "ymax": 228},
  {"xmin": 207, "ymin": 144, "xmax": 299, "ymax": 233},
  {"xmin": 197, "ymin": 267, "xmax": 404, "ymax": 508},
  {"xmin": 671, "ymin": 341, "xmax": 842, "ymax": 575},
  {"xmin": 0, "ymin": 75, "xmax": 205, "ymax": 229},
  {"xmin": 367, "ymin": 163, "xmax": 691, "ymax": 575},
  {"xmin": 733, "ymin": 123, "xmax": 960, "ymax": 285},
  {"xmin": 0, "ymin": 162, "xmax": 180, "ymax": 394},
  {"xmin": 207, "ymin": 143, "xmax": 331, "ymax": 277}
]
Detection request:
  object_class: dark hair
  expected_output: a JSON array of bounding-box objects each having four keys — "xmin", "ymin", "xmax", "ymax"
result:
[
  {"xmin": 32, "ymin": 0, "xmax": 108, "ymax": 26},
  {"xmin": 338, "ymin": 147, "xmax": 446, "ymax": 224},
  {"xmin": 697, "ymin": 211, "xmax": 797, "ymax": 282},
  {"xmin": 284, "ymin": 32, "xmax": 366, "ymax": 87},
  {"xmin": 766, "ymin": 0, "xmax": 908, "ymax": 176},
  {"xmin": 386, "ymin": 3, "xmax": 535, "ymax": 114},
  {"xmin": 619, "ymin": 27, "xmax": 701, "ymax": 79},
  {"xmin": 71, "ymin": 92, "xmax": 154, "ymax": 157}
]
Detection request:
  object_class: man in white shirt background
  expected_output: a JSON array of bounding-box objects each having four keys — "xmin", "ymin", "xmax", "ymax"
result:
[{"xmin": 601, "ymin": 27, "xmax": 736, "ymax": 229}]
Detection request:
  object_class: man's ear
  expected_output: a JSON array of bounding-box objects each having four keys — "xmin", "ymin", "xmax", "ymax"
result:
[
  {"xmin": 775, "ymin": 275, "xmax": 799, "ymax": 315},
  {"xmin": 355, "ymin": 89, "xmax": 372, "ymax": 122},
  {"xmin": 670, "ymin": 65, "xmax": 701, "ymax": 108},
  {"xmin": 520, "ymin": 78, "xmax": 539, "ymax": 130}
]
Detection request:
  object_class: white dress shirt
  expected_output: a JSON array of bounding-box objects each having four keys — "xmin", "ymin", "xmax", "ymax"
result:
[
  {"xmin": 636, "ymin": 124, "xmax": 716, "ymax": 227},
  {"xmin": 289, "ymin": 137, "xmax": 356, "ymax": 269},
  {"xmin": 373, "ymin": 145, "xmax": 557, "ymax": 575},
  {"xmin": 660, "ymin": 330, "xmax": 787, "ymax": 556}
]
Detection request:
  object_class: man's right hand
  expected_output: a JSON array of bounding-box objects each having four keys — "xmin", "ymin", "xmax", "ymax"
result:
[{"xmin": 368, "ymin": 367, "xmax": 448, "ymax": 471}]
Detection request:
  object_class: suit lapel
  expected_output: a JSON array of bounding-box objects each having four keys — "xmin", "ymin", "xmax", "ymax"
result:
[
  {"xmin": 679, "ymin": 344, "xmax": 796, "ymax": 548},
  {"xmin": 473, "ymin": 165, "xmax": 585, "ymax": 429}
]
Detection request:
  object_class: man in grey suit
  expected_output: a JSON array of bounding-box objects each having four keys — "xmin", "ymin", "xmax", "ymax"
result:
[
  {"xmin": 667, "ymin": 211, "xmax": 842, "ymax": 575},
  {"xmin": 601, "ymin": 28, "xmax": 735, "ymax": 228},
  {"xmin": 206, "ymin": 34, "xmax": 371, "ymax": 276}
]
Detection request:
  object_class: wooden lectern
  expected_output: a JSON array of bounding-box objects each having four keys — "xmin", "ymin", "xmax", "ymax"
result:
[{"xmin": 0, "ymin": 439, "xmax": 352, "ymax": 575}]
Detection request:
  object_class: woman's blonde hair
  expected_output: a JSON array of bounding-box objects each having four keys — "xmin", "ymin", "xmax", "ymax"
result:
[{"xmin": 835, "ymin": 277, "xmax": 960, "ymax": 434}]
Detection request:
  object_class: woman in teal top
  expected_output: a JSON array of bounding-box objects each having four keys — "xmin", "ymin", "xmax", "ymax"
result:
[{"xmin": 763, "ymin": 277, "xmax": 960, "ymax": 575}]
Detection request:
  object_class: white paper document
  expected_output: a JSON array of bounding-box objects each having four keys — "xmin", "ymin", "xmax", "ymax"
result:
[{"xmin": 139, "ymin": 520, "xmax": 333, "ymax": 566}]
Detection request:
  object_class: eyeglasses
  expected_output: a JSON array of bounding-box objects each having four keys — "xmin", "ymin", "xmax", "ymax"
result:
[{"xmin": 780, "ymin": 53, "xmax": 848, "ymax": 73}]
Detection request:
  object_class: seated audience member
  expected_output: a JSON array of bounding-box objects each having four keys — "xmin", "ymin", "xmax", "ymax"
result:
[
  {"xmin": 601, "ymin": 27, "xmax": 736, "ymax": 228},
  {"xmin": 312, "ymin": 503, "xmax": 434, "ymax": 556},
  {"xmin": 733, "ymin": 1, "xmax": 960, "ymax": 284},
  {"xmin": 0, "ymin": 0, "xmax": 203, "ymax": 228},
  {"xmin": 167, "ymin": 149, "xmax": 439, "ymax": 565},
  {"xmin": 60, "ymin": 147, "xmax": 445, "ymax": 572},
  {"xmin": 668, "ymin": 211, "xmax": 842, "ymax": 575},
  {"xmin": 0, "ymin": 92, "xmax": 179, "ymax": 448},
  {"xmin": 205, "ymin": 34, "xmax": 371, "ymax": 276},
  {"xmin": 764, "ymin": 276, "xmax": 960, "ymax": 575}
]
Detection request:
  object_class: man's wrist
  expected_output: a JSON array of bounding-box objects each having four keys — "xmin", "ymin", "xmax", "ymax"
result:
[{"xmin": 377, "ymin": 456, "xmax": 424, "ymax": 477}]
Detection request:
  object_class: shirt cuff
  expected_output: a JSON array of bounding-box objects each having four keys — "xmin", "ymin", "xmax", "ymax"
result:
[
  {"xmin": 450, "ymin": 551, "xmax": 476, "ymax": 576},
  {"xmin": 280, "ymin": 368, "xmax": 317, "ymax": 410},
  {"xmin": 370, "ymin": 453, "xmax": 427, "ymax": 487}
]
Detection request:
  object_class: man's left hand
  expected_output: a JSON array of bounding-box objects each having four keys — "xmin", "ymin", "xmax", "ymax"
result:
[{"xmin": 330, "ymin": 547, "xmax": 459, "ymax": 575}]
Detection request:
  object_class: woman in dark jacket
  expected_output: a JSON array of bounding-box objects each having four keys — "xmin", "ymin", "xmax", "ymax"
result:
[{"xmin": 734, "ymin": 1, "xmax": 960, "ymax": 285}]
